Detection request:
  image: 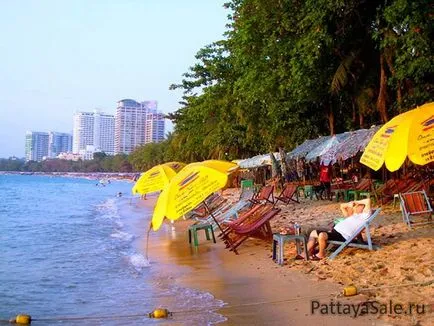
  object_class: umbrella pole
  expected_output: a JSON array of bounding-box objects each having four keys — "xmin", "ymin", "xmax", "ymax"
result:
[
  {"xmin": 203, "ymin": 201, "xmax": 238, "ymax": 253},
  {"xmin": 203, "ymin": 201, "xmax": 225, "ymax": 234},
  {"xmin": 145, "ymin": 222, "xmax": 152, "ymax": 261}
]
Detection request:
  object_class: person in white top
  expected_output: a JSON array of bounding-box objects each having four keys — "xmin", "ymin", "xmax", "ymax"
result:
[{"xmin": 300, "ymin": 198, "xmax": 371, "ymax": 260}]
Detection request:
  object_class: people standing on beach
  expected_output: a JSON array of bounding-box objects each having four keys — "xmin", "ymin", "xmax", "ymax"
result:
[
  {"xmin": 319, "ymin": 163, "xmax": 332, "ymax": 200},
  {"xmin": 296, "ymin": 159, "xmax": 304, "ymax": 183}
]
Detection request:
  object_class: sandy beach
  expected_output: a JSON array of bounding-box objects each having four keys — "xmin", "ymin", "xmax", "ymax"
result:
[{"xmin": 138, "ymin": 188, "xmax": 433, "ymax": 325}]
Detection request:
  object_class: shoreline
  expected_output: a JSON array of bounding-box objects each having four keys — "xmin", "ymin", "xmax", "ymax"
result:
[
  {"xmin": 0, "ymin": 171, "xmax": 137, "ymax": 181},
  {"xmin": 136, "ymin": 193, "xmax": 427, "ymax": 325}
]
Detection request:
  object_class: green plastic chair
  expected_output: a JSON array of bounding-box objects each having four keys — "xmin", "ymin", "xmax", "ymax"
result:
[
  {"xmin": 241, "ymin": 179, "xmax": 254, "ymax": 190},
  {"xmin": 303, "ymin": 185, "xmax": 314, "ymax": 199},
  {"xmin": 188, "ymin": 223, "xmax": 216, "ymax": 247}
]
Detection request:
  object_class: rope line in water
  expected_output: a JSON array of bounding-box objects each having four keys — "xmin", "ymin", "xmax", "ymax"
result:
[{"xmin": 2, "ymin": 280, "xmax": 431, "ymax": 323}]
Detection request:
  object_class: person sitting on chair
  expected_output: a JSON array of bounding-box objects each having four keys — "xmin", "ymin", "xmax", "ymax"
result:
[{"xmin": 302, "ymin": 198, "xmax": 371, "ymax": 260}]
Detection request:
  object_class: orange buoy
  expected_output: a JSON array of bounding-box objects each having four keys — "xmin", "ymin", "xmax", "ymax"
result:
[{"xmin": 343, "ymin": 285, "xmax": 358, "ymax": 296}]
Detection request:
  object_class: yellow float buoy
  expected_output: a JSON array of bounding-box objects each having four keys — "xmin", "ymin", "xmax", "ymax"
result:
[
  {"xmin": 11, "ymin": 314, "xmax": 32, "ymax": 324},
  {"xmin": 148, "ymin": 308, "xmax": 171, "ymax": 318},
  {"xmin": 343, "ymin": 285, "xmax": 358, "ymax": 296}
]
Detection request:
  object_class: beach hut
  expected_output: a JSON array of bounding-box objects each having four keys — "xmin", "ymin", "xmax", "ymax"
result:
[
  {"xmin": 305, "ymin": 133, "xmax": 352, "ymax": 162},
  {"xmin": 287, "ymin": 136, "xmax": 331, "ymax": 160},
  {"xmin": 320, "ymin": 126, "xmax": 381, "ymax": 166}
]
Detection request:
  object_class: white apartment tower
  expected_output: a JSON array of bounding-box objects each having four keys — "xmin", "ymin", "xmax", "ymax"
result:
[
  {"xmin": 115, "ymin": 99, "xmax": 165, "ymax": 154},
  {"xmin": 115, "ymin": 99, "xmax": 145, "ymax": 154},
  {"xmin": 145, "ymin": 111, "xmax": 165, "ymax": 143},
  {"xmin": 73, "ymin": 110, "xmax": 114, "ymax": 157},
  {"xmin": 25, "ymin": 131, "xmax": 49, "ymax": 162},
  {"xmin": 93, "ymin": 111, "xmax": 115, "ymax": 155}
]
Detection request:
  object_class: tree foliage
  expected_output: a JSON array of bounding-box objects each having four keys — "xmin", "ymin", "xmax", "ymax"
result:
[
  {"xmin": 4, "ymin": 1, "xmax": 432, "ymax": 172},
  {"xmin": 0, "ymin": 154, "xmax": 133, "ymax": 173},
  {"xmin": 165, "ymin": 0, "xmax": 433, "ymax": 162}
]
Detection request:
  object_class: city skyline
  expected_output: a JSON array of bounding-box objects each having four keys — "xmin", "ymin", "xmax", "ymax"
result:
[
  {"xmin": 25, "ymin": 98, "xmax": 166, "ymax": 161},
  {"xmin": 0, "ymin": 1, "xmax": 229, "ymax": 158}
]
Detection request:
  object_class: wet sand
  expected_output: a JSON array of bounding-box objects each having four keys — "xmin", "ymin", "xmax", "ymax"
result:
[{"xmin": 134, "ymin": 190, "xmax": 433, "ymax": 325}]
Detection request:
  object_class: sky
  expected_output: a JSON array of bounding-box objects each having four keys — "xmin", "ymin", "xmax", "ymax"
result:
[{"xmin": 0, "ymin": 0, "xmax": 229, "ymax": 158}]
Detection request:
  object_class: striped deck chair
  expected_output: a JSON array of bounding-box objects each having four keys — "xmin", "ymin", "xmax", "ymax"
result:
[
  {"xmin": 222, "ymin": 206, "xmax": 281, "ymax": 254},
  {"xmin": 328, "ymin": 208, "xmax": 382, "ymax": 260},
  {"xmin": 275, "ymin": 183, "xmax": 299, "ymax": 205},
  {"xmin": 399, "ymin": 190, "xmax": 433, "ymax": 229},
  {"xmin": 250, "ymin": 184, "xmax": 275, "ymax": 204},
  {"xmin": 219, "ymin": 204, "xmax": 272, "ymax": 238}
]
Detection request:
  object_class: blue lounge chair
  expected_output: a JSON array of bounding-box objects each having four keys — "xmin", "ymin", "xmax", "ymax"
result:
[{"xmin": 328, "ymin": 208, "xmax": 382, "ymax": 260}]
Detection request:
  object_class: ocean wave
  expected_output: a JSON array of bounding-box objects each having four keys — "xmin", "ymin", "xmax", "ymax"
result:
[
  {"xmin": 110, "ymin": 230, "xmax": 135, "ymax": 242},
  {"xmin": 95, "ymin": 198, "xmax": 120, "ymax": 220},
  {"xmin": 129, "ymin": 253, "xmax": 151, "ymax": 270},
  {"xmin": 157, "ymin": 284, "xmax": 227, "ymax": 325}
]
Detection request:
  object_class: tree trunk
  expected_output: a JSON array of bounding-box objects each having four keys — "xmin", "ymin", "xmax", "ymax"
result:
[
  {"xmin": 359, "ymin": 112, "xmax": 364, "ymax": 128},
  {"xmin": 377, "ymin": 54, "xmax": 389, "ymax": 122},
  {"xmin": 352, "ymin": 100, "xmax": 357, "ymax": 125},
  {"xmin": 269, "ymin": 152, "xmax": 281, "ymax": 178},
  {"xmin": 327, "ymin": 107, "xmax": 335, "ymax": 135},
  {"xmin": 278, "ymin": 147, "xmax": 289, "ymax": 181},
  {"xmin": 385, "ymin": 53, "xmax": 402, "ymax": 110}
]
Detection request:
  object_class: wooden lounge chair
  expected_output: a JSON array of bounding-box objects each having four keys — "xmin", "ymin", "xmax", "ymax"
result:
[
  {"xmin": 250, "ymin": 184, "xmax": 275, "ymax": 204},
  {"xmin": 188, "ymin": 193, "xmax": 227, "ymax": 218},
  {"xmin": 190, "ymin": 198, "xmax": 251, "ymax": 230},
  {"xmin": 399, "ymin": 190, "xmax": 433, "ymax": 229},
  {"xmin": 222, "ymin": 207, "xmax": 281, "ymax": 254},
  {"xmin": 219, "ymin": 204, "xmax": 272, "ymax": 238},
  {"xmin": 328, "ymin": 208, "xmax": 382, "ymax": 260},
  {"xmin": 275, "ymin": 183, "xmax": 299, "ymax": 205}
]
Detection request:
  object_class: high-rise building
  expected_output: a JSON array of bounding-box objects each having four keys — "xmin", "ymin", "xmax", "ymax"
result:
[
  {"xmin": 145, "ymin": 111, "xmax": 165, "ymax": 143},
  {"xmin": 73, "ymin": 112, "xmax": 94, "ymax": 154},
  {"xmin": 114, "ymin": 99, "xmax": 165, "ymax": 154},
  {"xmin": 25, "ymin": 131, "xmax": 49, "ymax": 162},
  {"xmin": 48, "ymin": 132, "xmax": 72, "ymax": 158},
  {"xmin": 114, "ymin": 99, "xmax": 147, "ymax": 154},
  {"xmin": 93, "ymin": 111, "xmax": 115, "ymax": 155},
  {"xmin": 142, "ymin": 100, "xmax": 158, "ymax": 113},
  {"xmin": 73, "ymin": 110, "xmax": 114, "ymax": 158}
]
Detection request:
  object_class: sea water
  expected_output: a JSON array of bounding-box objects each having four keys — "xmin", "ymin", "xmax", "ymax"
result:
[{"xmin": 0, "ymin": 175, "xmax": 225, "ymax": 325}]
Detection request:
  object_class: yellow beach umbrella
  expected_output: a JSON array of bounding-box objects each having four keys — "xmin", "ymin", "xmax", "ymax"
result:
[
  {"xmin": 360, "ymin": 102, "xmax": 434, "ymax": 171},
  {"xmin": 186, "ymin": 159, "xmax": 239, "ymax": 173},
  {"xmin": 151, "ymin": 160, "xmax": 238, "ymax": 231},
  {"xmin": 132, "ymin": 162, "xmax": 185, "ymax": 195}
]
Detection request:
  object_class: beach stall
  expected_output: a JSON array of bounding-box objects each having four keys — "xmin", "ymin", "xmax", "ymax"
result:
[
  {"xmin": 237, "ymin": 153, "xmax": 281, "ymax": 185},
  {"xmin": 305, "ymin": 133, "xmax": 352, "ymax": 162},
  {"xmin": 238, "ymin": 152, "xmax": 282, "ymax": 169},
  {"xmin": 287, "ymin": 136, "xmax": 331, "ymax": 160},
  {"xmin": 320, "ymin": 126, "xmax": 381, "ymax": 166}
]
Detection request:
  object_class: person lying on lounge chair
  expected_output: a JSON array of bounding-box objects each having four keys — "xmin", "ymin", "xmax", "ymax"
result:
[{"xmin": 301, "ymin": 198, "xmax": 371, "ymax": 260}]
